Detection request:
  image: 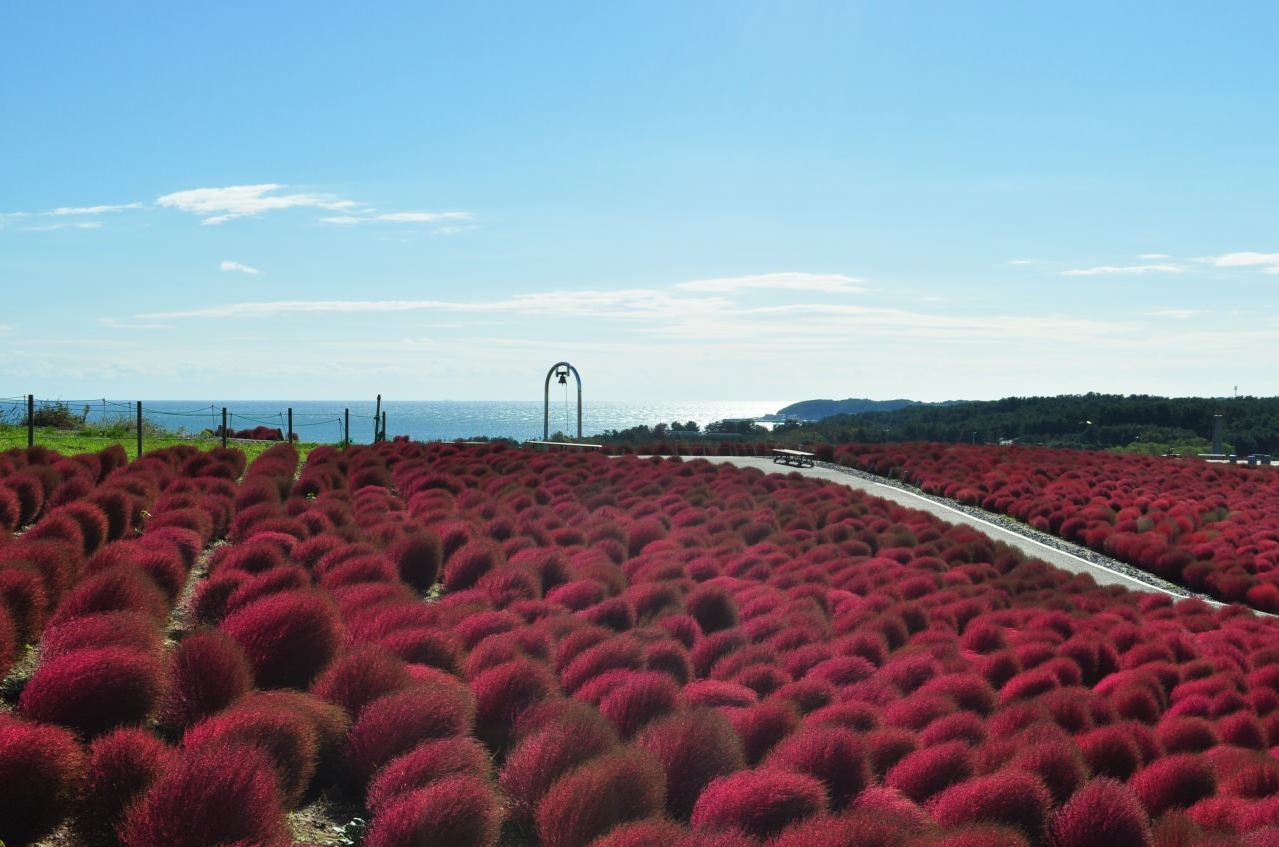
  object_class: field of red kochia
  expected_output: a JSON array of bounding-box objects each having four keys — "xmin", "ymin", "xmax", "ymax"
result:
[
  {"xmin": 833, "ymin": 443, "xmax": 1279, "ymax": 611},
  {"xmin": 8, "ymin": 440, "xmax": 1279, "ymax": 845}
]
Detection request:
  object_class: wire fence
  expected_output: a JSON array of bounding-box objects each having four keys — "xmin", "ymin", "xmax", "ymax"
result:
[{"xmin": 0, "ymin": 395, "xmax": 389, "ymax": 458}]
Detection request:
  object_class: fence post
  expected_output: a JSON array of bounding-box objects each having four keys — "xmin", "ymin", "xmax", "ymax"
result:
[
  {"xmin": 221, "ymin": 408, "xmax": 228, "ymax": 448},
  {"xmin": 26, "ymin": 394, "xmax": 34, "ymax": 447},
  {"xmin": 374, "ymin": 394, "xmax": 382, "ymax": 443},
  {"xmin": 344, "ymin": 408, "xmax": 350, "ymax": 448},
  {"xmin": 287, "ymin": 408, "xmax": 293, "ymax": 444},
  {"xmin": 136, "ymin": 401, "xmax": 143, "ymax": 458}
]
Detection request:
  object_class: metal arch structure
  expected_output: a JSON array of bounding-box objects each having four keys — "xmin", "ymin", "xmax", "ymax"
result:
[{"xmin": 543, "ymin": 361, "xmax": 582, "ymax": 440}]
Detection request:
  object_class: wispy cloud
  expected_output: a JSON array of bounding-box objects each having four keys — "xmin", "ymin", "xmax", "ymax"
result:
[
  {"xmin": 45, "ymin": 202, "xmax": 144, "ymax": 216},
  {"xmin": 1061, "ymin": 264, "xmax": 1184, "ymax": 277},
  {"xmin": 1201, "ymin": 251, "xmax": 1279, "ymax": 273},
  {"xmin": 97, "ymin": 318, "xmax": 171, "ymax": 331},
  {"xmin": 1137, "ymin": 253, "xmax": 1170, "ymax": 260},
  {"xmin": 220, "ymin": 260, "xmax": 261, "ymax": 275},
  {"xmin": 1006, "ymin": 258, "xmax": 1036, "ymax": 266},
  {"xmin": 319, "ymin": 211, "xmax": 474, "ymax": 226},
  {"xmin": 1145, "ymin": 308, "xmax": 1199, "ymax": 319},
  {"xmin": 135, "ymin": 288, "xmax": 728, "ymax": 322},
  {"xmin": 0, "ymin": 324, "xmax": 13, "ymax": 335},
  {"xmin": 21, "ymin": 221, "xmax": 103, "ymax": 232},
  {"xmin": 156, "ymin": 184, "xmax": 358, "ymax": 225},
  {"xmin": 433, "ymin": 225, "xmax": 477, "ymax": 236},
  {"xmin": 674, "ymin": 272, "xmax": 865, "ymax": 294}
]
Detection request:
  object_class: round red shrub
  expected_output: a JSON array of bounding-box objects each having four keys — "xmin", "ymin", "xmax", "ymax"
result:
[
  {"xmin": 885, "ymin": 740, "xmax": 974, "ymax": 803},
  {"xmin": 690, "ymin": 767, "xmax": 827, "ymax": 840},
  {"xmin": 687, "ymin": 584, "xmax": 739, "ymax": 634},
  {"xmin": 0, "ymin": 714, "xmax": 87, "ymax": 846},
  {"xmin": 346, "ymin": 684, "xmax": 477, "ymax": 787},
  {"xmin": 224, "ymin": 564, "xmax": 313, "ymax": 616},
  {"xmin": 472, "ymin": 657, "xmax": 559, "ymax": 751},
  {"xmin": 182, "ymin": 701, "xmax": 319, "ymax": 807},
  {"xmin": 535, "ymin": 748, "xmax": 666, "ymax": 847},
  {"xmin": 50, "ymin": 566, "xmax": 169, "ymax": 627},
  {"xmin": 0, "ymin": 563, "xmax": 49, "ymax": 643},
  {"xmin": 587, "ymin": 818, "xmax": 686, "ymax": 847},
  {"xmin": 220, "ymin": 589, "xmax": 342, "ymax": 689},
  {"xmin": 75, "ymin": 727, "xmax": 177, "ymax": 847},
  {"xmin": 20, "ymin": 646, "xmax": 165, "ymax": 737},
  {"xmin": 599, "ymin": 671, "xmax": 682, "ymax": 738},
  {"xmin": 927, "ymin": 771, "xmax": 1052, "ymax": 842},
  {"xmin": 1048, "ymin": 778, "xmax": 1152, "ymax": 847},
  {"xmin": 118, "ymin": 742, "xmax": 287, "ymax": 847},
  {"xmin": 724, "ymin": 699, "xmax": 801, "ymax": 764},
  {"xmin": 40, "ymin": 610, "xmax": 160, "ymax": 661},
  {"xmin": 1076, "ymin": 725, "xmax": 1144, "ymax": 780},
  {"xmin": 375, "ymin": 626, "xmax": 464, "ymax": 674},
  {"xmin": 365, "ymin": 774, "xmax": 501, "ymax": 847},
  {"xmin": 500, "ymin": 701, "xmax": 620, "ymax": 822},
  {"xmin": 311, "ymin": 645, "xmax": 413, "ymax": 719},
  {"xmin": 444, "ymin": 540, "xmax": 504, "ymax": 592},
  {"xmin": 366, "ymin": 736, "xmax": 492, "ymax": 815},
  {"xmin": 765, "ymin": 725, "xmax": 869, "ymax": 809},
  {"xmin": 636, "ymin": 708, "xmax": 745, "ymax": 821},
  {"xmin": 1129, "ymin": 753, "xmax": 1217, "ymax": 816},
  {"xmin": 161, "ymin": 629, "xmax": 253, "ymax": 730}
]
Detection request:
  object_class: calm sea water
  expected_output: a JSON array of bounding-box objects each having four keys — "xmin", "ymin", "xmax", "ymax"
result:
[{"xmin": 73, "ymin": 400, "xmax": 792, "ymax": 444}]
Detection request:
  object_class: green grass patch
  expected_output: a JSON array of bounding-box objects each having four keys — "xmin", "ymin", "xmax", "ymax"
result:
[{"xmin": 0, "ymin": 424, "xmax": 327, "ymax": 463}]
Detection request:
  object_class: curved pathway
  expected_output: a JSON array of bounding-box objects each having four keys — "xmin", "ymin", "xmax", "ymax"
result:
[{"xmin": 667, "ymin": 455, "xmax": 1221, "ymax": 605}]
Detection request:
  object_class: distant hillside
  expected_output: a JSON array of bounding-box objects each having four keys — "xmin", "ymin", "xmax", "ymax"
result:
[
  {"xmin": 795, "ymin": 393, "xmax": 1279, "ymax": 454},
  {"xmin": 777, "ymin": 397, "xmax": 920, "ymax": 420}
]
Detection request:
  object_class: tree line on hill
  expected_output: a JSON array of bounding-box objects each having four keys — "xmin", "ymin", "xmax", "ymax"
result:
[{"xmin": 599, "ymin": 394, "xmax": 1279, "ymax": 456}]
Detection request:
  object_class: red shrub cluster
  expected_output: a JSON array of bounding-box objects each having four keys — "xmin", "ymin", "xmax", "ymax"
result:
[{"xmin": 0, "ymin": 714, "xmax": 87, "ymax": 846}]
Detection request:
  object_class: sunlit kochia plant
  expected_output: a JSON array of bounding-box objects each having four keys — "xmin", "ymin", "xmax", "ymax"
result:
[{"xmin": 0, "ymin": 714, "xmax": 87, "ymax": 846}]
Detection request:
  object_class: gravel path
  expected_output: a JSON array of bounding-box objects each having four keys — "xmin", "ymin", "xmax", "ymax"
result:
[{"xmin": 671, "ymin": 455, "xmax": 1223, "ymax": 606}]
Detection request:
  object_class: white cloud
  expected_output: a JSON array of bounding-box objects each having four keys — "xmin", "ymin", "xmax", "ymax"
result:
[
  {"xmin": 45, "ymin": 202, "xmax": 143, "ymax": 216},
  {"xmin": 1201, "ymin": 252, "xmax": 1279, "ymax": 272},
  {"xmin": 1137, "ymin": 253, "xmax": 1170, "ymax": 260},
  {"xmin": 136, "ymin": 288, "xmax": 728, "ymax": 322},
  {"xmin": 21, "ymin": 221, "xmax": 103, "ymax": 232},
  {"xmin": 220, "ymin": 260, "xmax": 262, "ymax": 275},
  {"xmin": 156, "ymin": 184, "xmax": 358, "ymax": 224},
  {"xmin": 374, "ymin": 211, "xmax": 472, "ymax": 223},
  {"xmin": 1145, "ymin": 308, "xmax": 1199, "ymax": 319},
  {"xmin": 97, "ymin": 318, "xmax": 171, "ymax": 331},
  {"xmin": 319, "ymin": 211, "xmax": 475, "ymax": 226},
  {"xmin": 1006, "ymin": 259, "xmax": 1036, "ymax": 265},
  {"xmin": 674, "ymin": 272, "xmax": 865, "ymax": 294},
  {"xmin": 0, "ymin": 324, "xmax": 12, "ymax": 334},
  {"xmin": 433, "ymin": 225, "xmax": 477, "ymax": 236},
  {"xmin": 1061, "ymin": 264, "xmax": 1184, "ymax": 277}
]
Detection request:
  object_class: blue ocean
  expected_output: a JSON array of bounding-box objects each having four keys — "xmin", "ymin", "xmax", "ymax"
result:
[{"xmin": 45, "ymin": 399, "xmax": 793, "ymax": 444}]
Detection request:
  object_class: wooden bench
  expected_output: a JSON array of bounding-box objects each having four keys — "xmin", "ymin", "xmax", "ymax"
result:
[
  {"xmin": 527, "ymin": 440, "xmax": 602, "ymax": 452},
  {"xmin": 772, "ymin": 448, "xmax": 815, "ymax": 468}
]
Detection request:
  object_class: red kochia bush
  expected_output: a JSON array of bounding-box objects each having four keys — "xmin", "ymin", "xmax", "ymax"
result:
[
  {"xmin": 598, "ymin": 671, "xmax": 682, "ymax": 738},
  {"xmin": 471, "ymin": 658, "xmax": 559, "ymax": 751},
  {"xmin": 499, "ymin": 703, "xmax": 620, "ymax": 823},
  {"xmin": 119, "ymin": 742, "xmax": 287, "ymax": 847},
  {"xmin": 161, "ymin": 629, "xmax": 253, "ymax": 730},
  {"xmin": 311, "ymin": 645, "xmax": 413, "ymax": 719},
  {"xmin": 535, "ymin": 748, "xmax": 666, "ymax": 847},
  {"xmin": 366, "ymin": 736, "xmax": 492, "ymax": 815},
  {"xmin": 346, "ymin": 684, "xmax": 477, "ymax": 787},
  {"xmin": 0, "ymin": 714, "xmax": 87, "ymax": 846},
  {"xmin": 636, "ymin": 708, "xmax": 746, "ymax": 821},
  {"xmin": 1129, "ymin": 753, "xmax": 1217, "ymax": 816},
  {"xmin": 443, "ymin": 540, "xmax": 504, "ymax": 592},
  {"xmin": 365, "ymin": 775, "xmax": 502, "ymax": 847},
  {"xmin": 220, "ymin": 589, "xmax": 342, "ymax": 689},
  {"xmin": 587, "ymin": 818, "xmax": 686, "ymax": 847},
  {"xmin": 20, "ymin": 646, "xmax": 165, "ymax": 737},
  {"xmin": 690, "ymin": 767, "xmax": 828, "ymax": 840},
  {"xmin": 927, "ymin": 771, "xmax": 1052, "ymax": 842},
  {"xmin": 75, "ymin": 727, "xmax": 177, "ymax": 847},
  {"xmin": 49, "ymin": 566, "xmax": 170, "ymax": 627},
  {"xmin": 765, "ymin": 725, "xmax": 869, "ymax": 809},
  {"xmin": 1048, "ymin": 778, "xmax": 1153, "ymax": 847},
  {"xmin": 40, "ymin": 610, "xmax": 160, "ymax": 661},
  {"xmin": 885, "ymin": 740, "xmax": 974, "ymax": 803},
  {"xmin": 686, "ymin": 584, "xmax": 739, "ymax": 634},
  {"xmin": 183, "ymin": 700, "xmax": 319, "ymax": 807}
]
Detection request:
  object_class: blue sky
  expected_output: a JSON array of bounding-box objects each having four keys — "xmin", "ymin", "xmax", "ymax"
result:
[{"xmin": 2, "ymin": 2, "xmax": 1276, "ymax": 402}]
